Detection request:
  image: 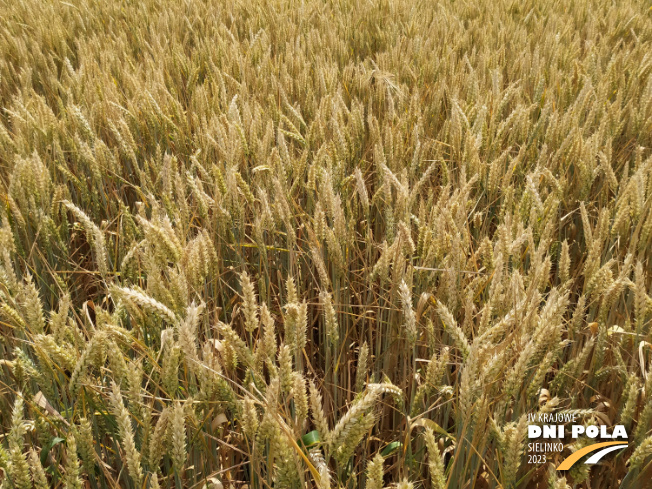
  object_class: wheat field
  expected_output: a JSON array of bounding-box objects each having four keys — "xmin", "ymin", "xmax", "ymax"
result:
[{"xmin": 0, "ymin": 0, "xmax": 651, "ymax": 488}]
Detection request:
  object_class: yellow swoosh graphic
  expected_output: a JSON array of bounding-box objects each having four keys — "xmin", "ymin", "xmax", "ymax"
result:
[{"xmin": 557, "ymin": 441, "xmax": 628, "ymax": 470}]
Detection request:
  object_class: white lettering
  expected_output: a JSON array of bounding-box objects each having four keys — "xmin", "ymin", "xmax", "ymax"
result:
[
  {"xmin": 543, "ymin": 425, "xmax": 557, "ymax": 438},
  {"xmin": 600, "ymin": 425, "xmax": 612, "ymax": 438},
  {"xmin": 612, "ymin": 425, "xmax": 628, "ymax": 439},
  {"xmin": 529, "ymin": 425, "xmax": 542, "ymax": 438}
]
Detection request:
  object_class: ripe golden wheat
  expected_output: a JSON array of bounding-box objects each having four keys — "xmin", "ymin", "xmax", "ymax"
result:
[{"xmin": 0, "ymin": 0, "xmax": 651, "ymax": 488}]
